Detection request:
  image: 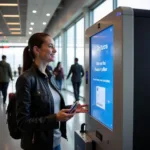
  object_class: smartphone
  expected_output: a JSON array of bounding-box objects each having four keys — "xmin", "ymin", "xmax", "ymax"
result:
[{"xmin": 68, "ymin": 101, "xmax": 79, "ymax": 113}]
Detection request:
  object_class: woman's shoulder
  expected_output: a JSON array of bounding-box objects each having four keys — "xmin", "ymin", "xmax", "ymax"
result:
[
  {"xmin": 21, "ymin": 68, "xmax": 34, "ymax": 78},
  {"xmin": 16, "ymin": 68, "xmax": 36, "ymax": 85}
]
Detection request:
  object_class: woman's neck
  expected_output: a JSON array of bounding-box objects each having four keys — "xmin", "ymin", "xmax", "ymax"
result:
[{"xmin": 34, "ymin": 59, "xmax": 48, "ymax": 75}]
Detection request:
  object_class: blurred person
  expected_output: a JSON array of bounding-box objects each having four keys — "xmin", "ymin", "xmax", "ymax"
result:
[
  {"xmin": 14, "ymin": 70, "xmax": 17, "ymax": 77},
  {"xmin": 53, "ymin": 62, "xmax": 64, "ymax": 90},
  {"xmin": 66, "ymin": 58, "xmax": 84, "ymax": 102},
  {"xmin": 16, "ymin": 33, "xmax": 88, "ymax": 150},
  {"xmin": 18, "ymin": 64, "xmax": 22, "ymax": 76},
  {"xmin": 0, "ymin": 55, "xmax": 13, "ymax": 104}
]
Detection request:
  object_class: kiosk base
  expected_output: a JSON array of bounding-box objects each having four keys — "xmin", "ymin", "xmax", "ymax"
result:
[{"xmin": 74, "ymin": 131, "xmax": 93, "ymax": 150}]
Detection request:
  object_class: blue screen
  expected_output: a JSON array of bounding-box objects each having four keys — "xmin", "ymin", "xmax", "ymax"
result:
[{"xmin": 90, "ymin": 26, "xmax": 114, "ymax": 130}]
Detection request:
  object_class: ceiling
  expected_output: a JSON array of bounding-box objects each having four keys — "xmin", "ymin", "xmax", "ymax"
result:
[{"xmin": 0, "ymin": 0, "xmax": 61, "ymax": 44}]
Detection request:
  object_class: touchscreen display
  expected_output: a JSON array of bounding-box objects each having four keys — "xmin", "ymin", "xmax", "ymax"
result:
[{"xmin": 90, "ymin": 26, "xmax": 114, "ymax": 130}]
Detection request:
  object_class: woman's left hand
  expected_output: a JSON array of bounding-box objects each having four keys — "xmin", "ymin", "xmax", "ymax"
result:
[{"xmin": 76, "ymin": 104, "xmax": 88, "ymax": 113}]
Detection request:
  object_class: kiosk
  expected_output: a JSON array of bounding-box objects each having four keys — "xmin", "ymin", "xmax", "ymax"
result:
[{"xmin": 75, "ymin": 7, "xmax": 150, "ymax": 150}]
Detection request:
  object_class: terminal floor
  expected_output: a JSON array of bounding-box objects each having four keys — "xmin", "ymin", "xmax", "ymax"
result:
[{"xmin": 0, "ymin": 78, "xmax": 85, "ymax": 150}]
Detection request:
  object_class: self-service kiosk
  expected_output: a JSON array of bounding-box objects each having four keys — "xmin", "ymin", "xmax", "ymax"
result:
[{"xmin": 75, "ymin": 7, "xmax": 150, "ymax": 150}]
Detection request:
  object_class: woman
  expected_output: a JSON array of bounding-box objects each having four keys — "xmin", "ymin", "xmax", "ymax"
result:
[
  {"xmin": 16, "ymin": 33, "xmax": 87, "ymax": 150},
  {"xmin": 53, "ymin": 62, "xmax": 64, "ymax": 90}
]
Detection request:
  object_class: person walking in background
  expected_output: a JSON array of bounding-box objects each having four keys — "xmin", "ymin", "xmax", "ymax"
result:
[
  {"xmin": 0, "ymin": 55, "xmax": 13, "ymax": 104},
  {"xmin": 66, "ymin": 58, "xmax": 84, "ymax": 102},
  {"xmin": 13, "ymin": 70, "xmax": 17, "ymax": 77},
  {"xmin": 18, "ymin": 64, "xmax": 22, "ymax": 76},
  {"xmin": 53, "ymin": 62, "xmax": 64, "ymax": 90}
]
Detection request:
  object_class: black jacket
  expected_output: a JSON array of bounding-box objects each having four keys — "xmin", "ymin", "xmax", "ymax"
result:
[
  {"xmin": 16, "ymin": 64, "xmax": 68, "ymax": 150},
  {"xmin": 67, "ymin": 63, "xmax": 84, "ymax": 82}
]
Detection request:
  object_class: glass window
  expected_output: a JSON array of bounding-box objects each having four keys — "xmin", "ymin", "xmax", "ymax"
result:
[
  {"xmin": 76, "ymin": 18, "xmax": 84, "ymax": 66},
  {"xmin": 58, "ymin": 36, "xmax": 62, "ymax": 61},
  {"xmin": 54, "ymin": 35, "xmax": 62, "ymax": 69},
  {"xmin": 54, "ymin": 38, "xmax": 59, "ymax": 66},
  {"xmin": 65, "ymin": 18, "xmax": 85, "ymax": 97},
  {"xmin": 76, "ymin": 18, "xmax": 85, "ymax": 97},
  {"xmin": 118, "ymin": 0, "xmax": 150, "ymax": 9},
  {"xmin": 93, "ymin": 0, "xmax": 113, "ymax": 24},
  {"xmin": 66, "ymin": 25, "xmax": 75, "ymax": 92}
]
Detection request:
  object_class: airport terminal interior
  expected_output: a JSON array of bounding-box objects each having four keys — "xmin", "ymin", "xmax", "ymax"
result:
[{"xmin": 0, "ymin": 0, "xmax": 150, "ymax": 150}]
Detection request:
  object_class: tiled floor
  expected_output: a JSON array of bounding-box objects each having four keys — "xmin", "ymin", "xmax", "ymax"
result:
[{"xmin": 0, "ymin": 77, "xmax": 86, "ymax": 150}]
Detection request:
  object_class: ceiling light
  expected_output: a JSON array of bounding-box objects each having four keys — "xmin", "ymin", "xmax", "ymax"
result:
[
  {"xmin": 11, "ymin": 32, "xmax": 21, "ymax": 34},
  {"xmin": 29, "ymin": 27, "xmax": 33, "ymax": 30},
  {"xmin": 46, "ymin": 13, "xmax": 50, "ymax": 16},
  {"xmin": 7, "ymin": 22, "xmax": 20, "ymax": 25},
  {"xmin": 3, "ymin": 15, "xmax": 19, "ymax": 17},
  {"xmin": 32, "ymin": 10, "xmax": 37, "ymax": 13},
  {"xmin": 43, "ymin": 22, "xmax": 46, "ymax": 25},
  {"xmin": 9, "ymin": 28, "xmax": 20, "ymax": 31},
  {"xmin": 30, "ymin": 22, "xmax": 34, "ymax": 25},
  {"xmin": 29, "ymin": 32, "xmax": 32, "ymax": 35},
  {"xmin": 0, "ymin": 3, "xmax": 18, "ymax": 6}
]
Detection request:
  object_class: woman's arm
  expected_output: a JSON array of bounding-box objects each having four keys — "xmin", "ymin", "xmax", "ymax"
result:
[{"xmin": 16, "ymin": 75, "xmax": 59, "ymax": 132}]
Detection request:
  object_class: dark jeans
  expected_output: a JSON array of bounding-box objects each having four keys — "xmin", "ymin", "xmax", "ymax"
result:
[
  {"xmin": 56, "ymin": 80, "xmax": 62, "ymax": 90},
  {"xmin": 72, "ymin": 81, "xmax": 81, "ymax": 101},
  {"xmin": 53, "ymin": 145, "xmax": 61, "ymax": 150},
  {"xmin": 0, "ymin": 82, "xmax": 9, "ymax": 103}
]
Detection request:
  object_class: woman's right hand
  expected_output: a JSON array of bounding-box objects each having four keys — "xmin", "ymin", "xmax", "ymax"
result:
[{"xmin": 56, "ymin": 109, "xmax": 74, "ymax": 121}]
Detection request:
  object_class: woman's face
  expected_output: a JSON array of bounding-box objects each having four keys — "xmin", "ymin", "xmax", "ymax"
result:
[{"xmin": 38, "ymin": 36, "xmax": 56, "ymax": 63}]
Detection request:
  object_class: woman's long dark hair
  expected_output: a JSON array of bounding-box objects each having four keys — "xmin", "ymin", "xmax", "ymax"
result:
[
  {"xmin": 23, "ymin": 33, "xmax": 50, "ymax": 72},
  {"xmin": 56, "ymin": 62, "xmax": 61, "ymax": 70}
]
